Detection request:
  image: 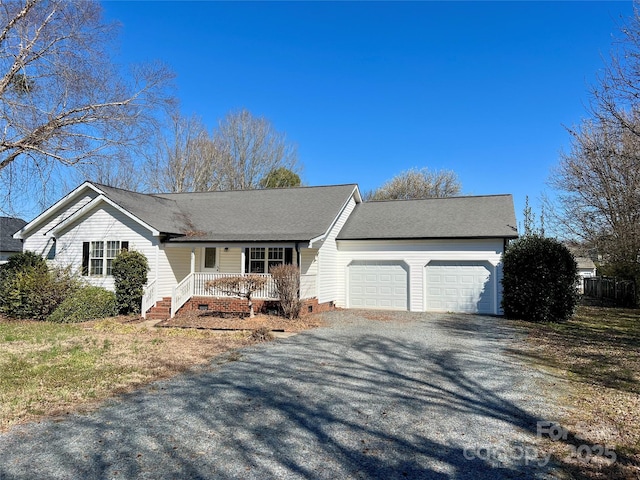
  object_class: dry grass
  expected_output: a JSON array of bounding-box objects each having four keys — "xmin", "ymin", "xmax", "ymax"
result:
[
  {"xmin": 0, "ymin": 315, "xmax": 253, "ymax": 432},
  {"xmin": 509, "ymin": 306, "xmax": 640, "ymax": 479},
  {"xmin": 157, "ymin": 311, "xmax": 326, "ymax": 332}
]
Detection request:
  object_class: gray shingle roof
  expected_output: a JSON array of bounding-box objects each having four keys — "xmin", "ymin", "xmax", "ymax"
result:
[
  {"xmin": 576, "ymin": 257, "xmax": 596, "ymax": 270},
  {"xmin": 92, "ymin": 184, "xmax": 192, "ymax": 235},
  {"xmin": 337, "ymin": 195, "xmax": 518, "ymax": 240},
  {"xmin": 92, "ymin": 183, "xmax": 358, "ymax": 242},
  {"xmin": 156, "ymin": 185, "xmax": 358, "ymax": 242},
  {"xmin": 1, "ymin": 217, "xmax": 27, "ymax": 252}
]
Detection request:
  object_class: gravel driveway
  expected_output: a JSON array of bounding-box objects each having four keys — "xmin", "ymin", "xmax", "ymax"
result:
[{"xmin": 0, "ymin": 311, "xmax": 565, "ymax": 479}]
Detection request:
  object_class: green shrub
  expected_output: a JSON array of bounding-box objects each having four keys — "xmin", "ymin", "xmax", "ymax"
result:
[
  {"xmin": 502, "ymin": 235, "xmax": 579, "ymax": 322},
  {"xmin": 0, "ymin": 252, "xmax": 79, "ymax": 320},
  {"xmin": 111, "ymin": 250, "xmax": 148, "ymax": 315},
  {"xmin": 0, "ymin": 251, "xmax": 46, "ymax": 281},
  {"xmin": 49, "ymin": 286, "xmax": 117, "ymax": 323}
]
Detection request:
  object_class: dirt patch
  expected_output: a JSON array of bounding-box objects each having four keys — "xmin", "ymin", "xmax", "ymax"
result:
[{"xmin": 157, "ymin": 311, "xmax": 326, "ymax": 332}]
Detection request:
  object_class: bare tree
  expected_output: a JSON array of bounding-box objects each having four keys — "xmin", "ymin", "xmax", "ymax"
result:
[
  {"xmin": 146, "ymin": 108, "xmax": 300, "ymax": 194},
  {"xmin": 144, "ymin": 108, "xmax": 220, "ymax": 193},
  {"xmin": 205, "ymin": 275, "xmax": 268, "ymax": 318},
  {"xmin": 212, "ymin": 109, "xmax": 300, "ymax": 191},
  {"xmin": 0, "ymin": 0, "xmax": 173, "ymax": 211},
  {"xmin": 270, "ymin": 264, "xmax": 302, "ymax": 319},
  {"xmin": 550, "ymin": 9, "xmax": 640, "ymax": 279},
  {"xmin": 590, "ymin": 10, "xmax": 640, "ymax": 139},
  {"xmin": 550, "ymin": 118, "xmax": 640, "ymax": 273},
  {"xmin": 364, "ymin": 167, "xmax": 461, "ymax": 201}
]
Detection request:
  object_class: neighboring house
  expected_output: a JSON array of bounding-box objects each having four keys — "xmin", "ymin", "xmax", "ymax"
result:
[
  {"xmin": 576, "ymin": 256, "xmax": 597, "ymax": 293},
  {"xmin": 0, "ymin": 216, "xmax": 27, "ymax": 264},
  {"xmin": 14, "ymin": 182, "xmax": 518, "ymax": 317}
]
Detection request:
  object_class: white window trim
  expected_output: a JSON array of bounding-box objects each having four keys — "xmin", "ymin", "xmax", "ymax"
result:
[
  {"xmin": 89, "ymin": 240, "xmax": 122, "ymax": 277},
  {"xmin": 249, "ymin": 247, "xmax": 285, "ymax": 274}
]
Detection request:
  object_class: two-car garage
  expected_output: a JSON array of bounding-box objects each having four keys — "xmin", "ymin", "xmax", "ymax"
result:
[
  {"xmin": 336, "ymin": 194, "xmax": 517, "ymax": 316},
  {"xmin": 347, "ymin": 259, "xmax": 496, "ymax": 314}
]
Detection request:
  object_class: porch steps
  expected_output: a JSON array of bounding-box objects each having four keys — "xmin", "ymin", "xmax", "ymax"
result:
[{"xmin": 145, "ymin": 297, "xmax": 172, "ymax": 320}]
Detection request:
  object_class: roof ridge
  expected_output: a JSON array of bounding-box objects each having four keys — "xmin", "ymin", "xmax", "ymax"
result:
[
  {"xmin": 154, "ymin": 183, "xmax": 359, "ymax": 196},
  {"xmin": 363, "ymin": 193, "xmax": 513, "ymax": 204}
]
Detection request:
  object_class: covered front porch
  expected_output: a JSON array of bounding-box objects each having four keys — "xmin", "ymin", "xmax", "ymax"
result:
[{"xmin": 142, "ymin": 244, "xmax": 319, "ymax": 318}]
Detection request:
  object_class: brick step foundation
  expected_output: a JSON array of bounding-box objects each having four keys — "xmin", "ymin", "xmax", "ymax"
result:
[
  {"xmin": 144, "ymin": 296, "xmax": 334, "ymax": 320},
  {"xmin": 145, "ymin": 297, "xmax": 172, "ymax": 320}
]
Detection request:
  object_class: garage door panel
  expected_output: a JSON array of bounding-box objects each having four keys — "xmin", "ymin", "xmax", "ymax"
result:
[
  {"xmin": 425, "ymin": 261, "xmax": 494, "ymax": 314},
  {"xmin": 349, "ymin": 262, "xmax": 408, "ymax": 311}
]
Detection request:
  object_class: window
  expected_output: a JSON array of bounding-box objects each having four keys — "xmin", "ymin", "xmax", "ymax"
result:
[
  {"xmin": 268, "ymin": 247, "xmax": 284, "ymax": 271},
  {"xmin": 90, "ymin": 241, "xmax": 104, "ymax": 276},
  {"xmin": 249, "ymin": 247, "xmax": 266, "ymax": 273},
  {"xmin": 83, "ymin": 240, "xmax": 128, "ymax": 276},
  {"xmin": 204, "ymin": 247, "xmax": 217, "ymax": 269},
  {"xmin": 248, "ymin": 247, "xmax": 289, "ymax": 273},
  {"xmin": 106, "ymin": 241, "xmax": 120, "ymax": 275}
]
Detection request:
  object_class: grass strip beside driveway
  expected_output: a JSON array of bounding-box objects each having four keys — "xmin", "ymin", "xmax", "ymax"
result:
[
  {"xmin": 0, "ymin": 317, "xmax": 251, "ymax": 431},
  {"xmin": 510, "ymin": 306, "xmax": 640, "ymax": 479}
]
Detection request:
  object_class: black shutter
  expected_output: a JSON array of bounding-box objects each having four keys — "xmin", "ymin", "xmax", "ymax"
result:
[
  {"xmin": 285, "ymin": 247, "xmax": 293, "ymax": 265},
  {"xmin": 245, "ymin": 248, "xmax": 250, "ymax": 273},
  {"xmin": 121, "ymin": 241, "xmax": 129, "ymax": 252},
  {"xmin": 82, "ymin": 242, "xmax": 89, "ymax": 276}
]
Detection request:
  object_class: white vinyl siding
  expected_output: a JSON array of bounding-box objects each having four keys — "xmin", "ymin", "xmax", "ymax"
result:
[
  {"xmin": 22, "ymin": 192, "xmax": 97, "ymax": 258},
  {"xmin": 219, "ymin": 248, "xmax": 242, "ymax": 273},
  {"xmin": 50, "ymin": 203, "xmax": 157, "ymax": 291},
  {"xmin": 300, "ymin": 248, "xmax": 318, "ymax": 275},
  {"xmin": 157, "ymin": 246, "xmax": 191, "ymax": 298},
  {"xmin": 317, "ymin": 195, "xmax": 357, "ymax": 304},
  {"xmin": 337, "ymin": 238, "xmax": 505, "ymax": 314}
]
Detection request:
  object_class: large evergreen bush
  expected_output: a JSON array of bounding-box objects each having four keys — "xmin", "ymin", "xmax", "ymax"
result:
[
  {"xmin": 502, "ymin": 236, "xmax": 579, "ymax": 322},
  {"xmin": 111, "ymin": 250, "xmax": 148, "ymax": 315},
  {"xmin": 49, "ymin": 286, "xmax": 117, "ymax": 323},
  {"xmin": 0, "ymin": 252, "xmax": 78, "ymax": 320}
]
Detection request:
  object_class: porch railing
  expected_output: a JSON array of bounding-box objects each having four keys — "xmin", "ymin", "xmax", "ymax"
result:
[
  {"xmin": 141, "ymin": 279, "xmax": 158, "ymax": 319},
  {"xmin": 172, "ymin": 274, "xmax": 194, "ymax": 318},
  {"xmin": 193, "ymin": 272, "xmax": 278, "ymax": 299},
  {"xmin": 171, "ymin": 272, "xmax": 318, "ymax": 317}
]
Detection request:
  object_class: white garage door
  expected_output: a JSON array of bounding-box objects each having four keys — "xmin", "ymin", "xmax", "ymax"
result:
[
  {"xmin": 425, "ymin": 261, "xmax": 494, "ymax": 314},
  {"xmin": 349, "ymin": 262, "xmax": 408, "ymax": 310}
]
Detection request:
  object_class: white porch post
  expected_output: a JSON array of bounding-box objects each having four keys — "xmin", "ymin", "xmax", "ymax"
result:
[
  {"xmin": 190, "ymin": 248, "xmax": 196, "ymax": 296},
  {"xmin": 241, "ymin": 248, "xmax": 246, "ymax": 274}
]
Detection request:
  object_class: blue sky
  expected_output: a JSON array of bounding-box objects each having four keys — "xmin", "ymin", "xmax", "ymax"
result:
[{"xmin": 100, "ymin": 0, "xmax": 635, "ymax": 227}]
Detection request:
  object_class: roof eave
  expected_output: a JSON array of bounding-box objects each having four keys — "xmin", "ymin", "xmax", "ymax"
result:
[
  {"xmin": 14, "ymin": 181, "xmax": 102, "ymax": 239},
  {"xmin": 337, "ymin": 235, "xmax": 520, "ymax": 241},
  {"xmin": 309, "ymin": 185, "xmax": 361, "ymax": 247},
  {"xmin": 48, "ymin": 195, "xmax": 161, "ymax": 238}
]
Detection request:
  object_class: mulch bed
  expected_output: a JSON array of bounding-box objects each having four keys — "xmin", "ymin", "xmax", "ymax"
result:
[{"xmin": 156, "ymin": 311, "xmax": 326, "ymax": 333}]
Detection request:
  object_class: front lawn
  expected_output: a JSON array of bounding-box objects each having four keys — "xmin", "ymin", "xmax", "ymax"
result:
[
  {"xmin": 512, "ymin": 306, "xmax": 640, "ymax": 479},
  {"xmin": 0, "ymin": 316, "xmax": 253, "ymax": 431}
]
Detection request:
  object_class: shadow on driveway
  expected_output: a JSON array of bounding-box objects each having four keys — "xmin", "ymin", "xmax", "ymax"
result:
[{"xmin": 0, "ymin": 311, "xmax": 562, "ymax": 479}]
